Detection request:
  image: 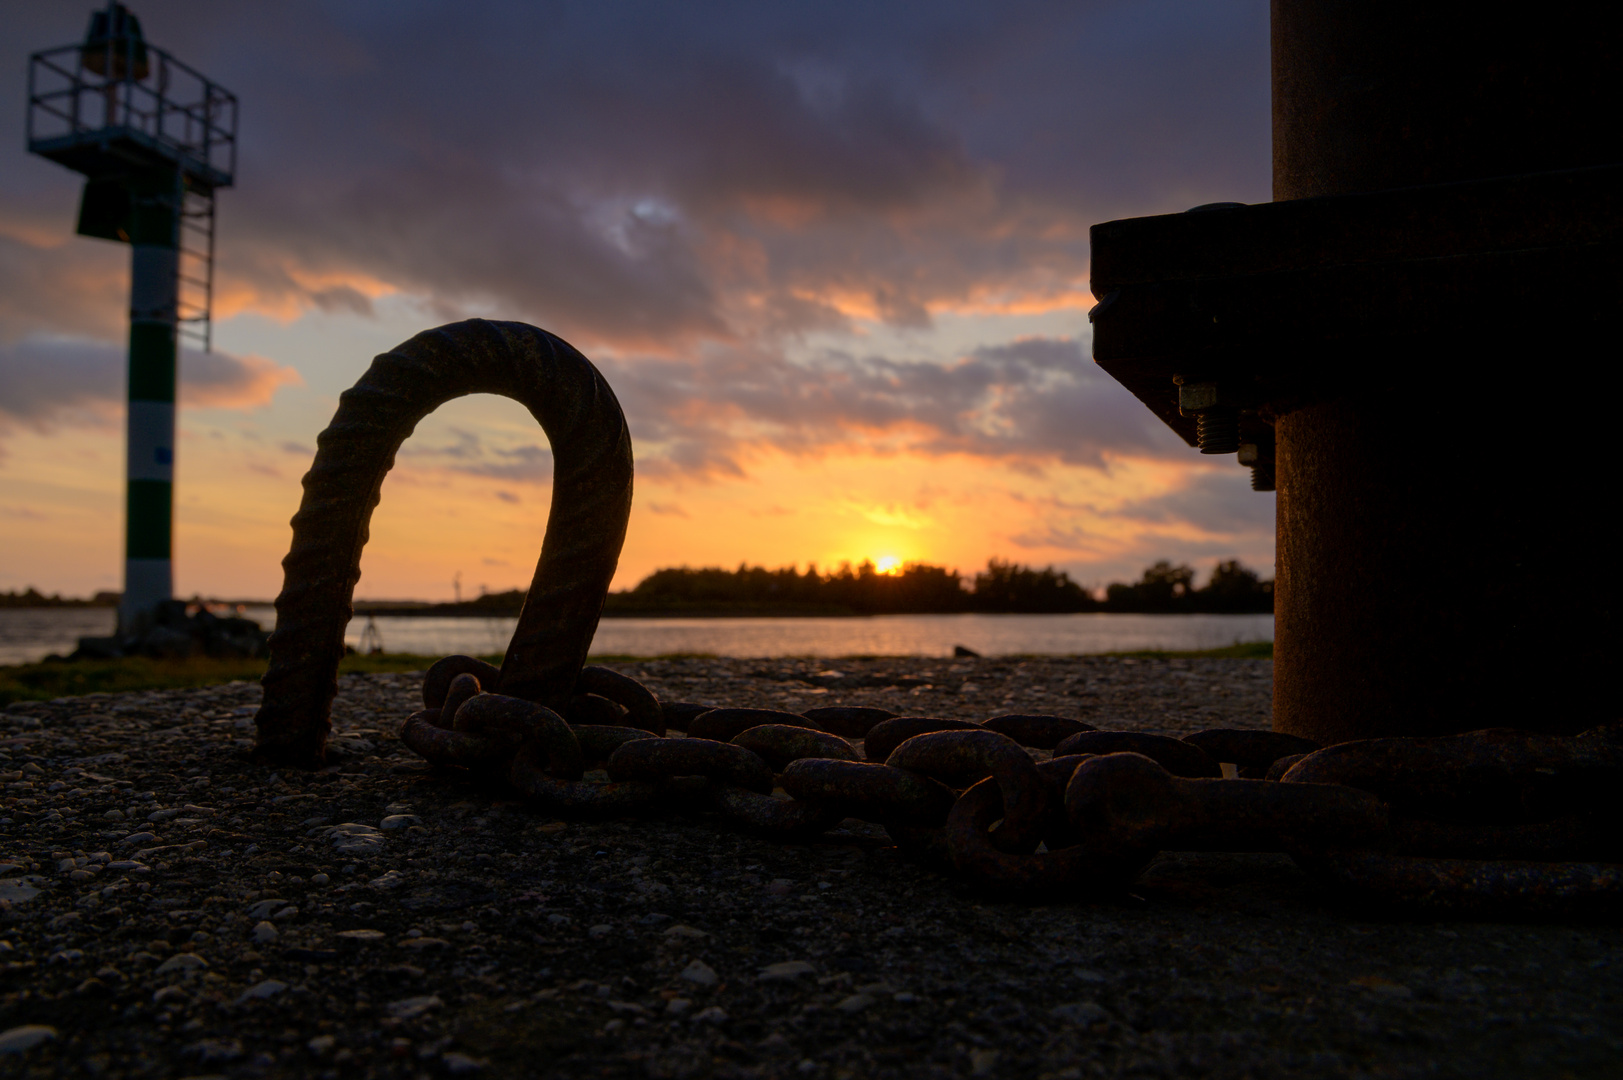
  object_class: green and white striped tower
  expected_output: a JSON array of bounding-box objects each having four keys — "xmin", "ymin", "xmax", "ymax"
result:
[
  {"xmin": 26, "ymin": 4, "xmax": 237, "ymax": 635},
  {"xmin": 122, "ymin": 175, "xmax": 179, "ymax": 629}
]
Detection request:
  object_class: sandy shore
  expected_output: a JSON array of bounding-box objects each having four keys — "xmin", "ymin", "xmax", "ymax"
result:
[{"xmin": 0, "ymin": 654, "xmax": 1617, "ymax": 1078}]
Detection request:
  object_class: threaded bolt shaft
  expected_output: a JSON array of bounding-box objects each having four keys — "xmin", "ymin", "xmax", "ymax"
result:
[
  {"xmin": 1250, "ymin": 463, "xmax": 1276, "ymax": 492},
  {"xmin": 1196, "ymin": 407, "xmax": 1240, "ymax": 454}
]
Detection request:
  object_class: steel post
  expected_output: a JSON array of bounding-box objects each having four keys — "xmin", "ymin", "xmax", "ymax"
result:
[{"xmin": 1267, "ymin": 0, "xmax": 1619, "ymax": 742}]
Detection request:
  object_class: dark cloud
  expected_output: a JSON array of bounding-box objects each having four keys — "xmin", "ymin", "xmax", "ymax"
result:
[
  {"xmin": 2, "ymin": 1, "xmax": 1269, "ymax": 347},
  {"xmin": 0, "ymin": 337, "xmax": 301, "ymax": 432},
  {"xmin": 0, "ymin": 337, "xmax": 121, "ymax": 428},
  {"xmin": 1112, "ymin": 470, "xmax": 1276, "ymax": 534},
  {"xmin": 647, "ymin": 503, "xmax": 690, "ymax": 519},
  {"xmin": 1007, "ymin": 471, "xmax": 1276, "ymax": 575},
  {"xmin": 602, "ymin": 334, "xmax": 1188, "ymax": 479},
  {"xmin": 398, "ymin": 428, "xmax": 556, "ymax": 484}
]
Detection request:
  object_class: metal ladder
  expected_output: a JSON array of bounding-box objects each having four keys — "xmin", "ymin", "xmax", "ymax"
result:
[{"xmin": 175, "ymin": 172, "xmax": 216, "ymax": 353}]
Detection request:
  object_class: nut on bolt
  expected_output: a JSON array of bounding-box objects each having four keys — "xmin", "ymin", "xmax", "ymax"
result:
[
  {"xmin": 1177, "ymin": 382, "xmax": 1241, "ymax": 455},
  {"xmin": 1238, "ymin": 443, "xmax": 1275, "ymax": 492}
]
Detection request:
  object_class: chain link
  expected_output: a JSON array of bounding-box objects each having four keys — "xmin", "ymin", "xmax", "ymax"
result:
[{"xmin": 397, "ymin": 656, "xmax": 1621, "ymax": 917}]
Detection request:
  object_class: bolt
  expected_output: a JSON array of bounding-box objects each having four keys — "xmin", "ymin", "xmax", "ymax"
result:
[
  {"xmin": 1176, "ymin": 382, "xmax": 1243, "ymax": 453},
  {"xmin": 1250, "ymin": 463, "xmax": 1276, "ymax": 492},
  {"xmin": 1196, "ymin": 409, "xmax": 1240, "ymax": 454}
]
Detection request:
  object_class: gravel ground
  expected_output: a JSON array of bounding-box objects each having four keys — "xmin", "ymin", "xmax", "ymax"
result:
[{"xmin": 1, "ymin": 654, "xmax": 1618, "ymax": 1079}]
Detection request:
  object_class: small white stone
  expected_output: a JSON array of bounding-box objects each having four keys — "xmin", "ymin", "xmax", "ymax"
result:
[
  {"xmin": 379, "ymin": 814, "xmax": 419, "ymax": 830},
  {"xmin": 679, "ymin": 959, "xmax": 718, "ymax": 987},
  {"xmin": 251, "ymin": 921, "xmax": 278, "ymax": 944},
  {"xmin": 588, "ymin": 924, "xmax": 612, "ymax": 939},
  {"xmin": 307, "ymin": 1034, "xmax": 336, "ymax": 1056},
  {"xmin": 663, "ymin": 924, "xmax": 708, "ymax": 941},
  {"xmin": 336, "ymin": 928, "xmax": 385, "ymax": 942},
  {"xmin": 664, "ymin": 998, "xmax": 692, "ymax": 1015},
  {"xmin": 834, "ymin": 993, "xmax": 874, "ymax": 1013},
  {"xmin": 236, "ymin": 979, "xmax": 287, "ymax": 1004},
  {"xmin": 1049, "ymin": 1001, "xmax": 1109, "ymax": 1025},
  {"xmin": 692, "ymin": 1006, "xmax": 728, "ymax": 1023},
  {"xmin": 443, "ymin": 1051, "xmax": 488, "ymax": 1073},
  {"xmin": 154, "ymin": 952, "xmax": 208, "ymax": 974},
  {"xmin": 758, "ymin": 960, "xmax": 816, "ymax": 981},
  {"xmin": 386, "ymin": 995, "xmax": 443, "ymax": 1020},
  {"xmin": 0, "ymin": 1025, "xmax": 57, "ymax": 1054}
]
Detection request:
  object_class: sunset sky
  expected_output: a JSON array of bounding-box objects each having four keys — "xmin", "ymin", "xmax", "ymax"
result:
[{"xmin": 0, "ymin": 1, "xmax": 1274, "ymax": 602}]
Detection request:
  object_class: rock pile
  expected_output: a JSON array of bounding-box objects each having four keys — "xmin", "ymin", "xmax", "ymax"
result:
[{"xmin": 68, "ymin": 601, "xmax": 270, "ymax": 661}]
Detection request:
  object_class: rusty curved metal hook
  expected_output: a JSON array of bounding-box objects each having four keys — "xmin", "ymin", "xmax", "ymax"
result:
[{"xmin": 253, "ymin": 319, "xmax": 633, "ymax": 766}]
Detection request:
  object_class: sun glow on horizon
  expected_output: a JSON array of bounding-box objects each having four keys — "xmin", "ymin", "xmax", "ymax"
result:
[{"xmin": 875, "ymin": 555, "xmax": 903, "ymax": 575}]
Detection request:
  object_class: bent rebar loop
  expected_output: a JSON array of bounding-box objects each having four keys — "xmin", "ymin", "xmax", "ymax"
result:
[{"xmin": 253, "ymin": 319, "xmax": 634, "ymax": 766}]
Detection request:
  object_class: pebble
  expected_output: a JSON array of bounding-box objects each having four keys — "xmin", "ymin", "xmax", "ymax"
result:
[
  {"xmin": 251, "ymin": 920, "xmax": 278, "ymax": 943},
  {"xmin": 0, "ymin": 1025, "xmax": 57, "ymax": 1053},
  {"xmin": 236, "ymin": 979, "xmax": 288, "ymax": 1003},
  {"xmin": 400, "ymin": 937, "xmax": 448, "ymax": 950},
  {"xmin": 386, "ymin": 995, "xmax": 443, "ymax": 1020},
  {"xmin": 153, "ymin": 953, "xmax": 208, "ymax": 974},
  {"xmin": 759, "ymin": 960, "xmax": 817, "ymax": 981},
  {"xmin": 1049, "ymin": 1001, "xmax": 1110, "ymax": 1025},
  {"xmin": 663, "ymin": 924, "xmax": 707, "ymax": 941},
  {"xmin": 692, "ymin": 1006, "xmax": 729, "ymax": 1023},
  {"xmin": 325, "ymin": 823, "xmax": 385, "ymax": 856},
  {"xmin": 680, "ymin": 959, "xmax": 719, "ymax": 987}
]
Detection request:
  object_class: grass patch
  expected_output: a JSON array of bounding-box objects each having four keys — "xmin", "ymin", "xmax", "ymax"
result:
[
  {"xmin": 0, "ymin": 641, "xmax": 1273, "ymax": 707},
  {"xmin": 0, "ymin": 652, "xmax": 481, "ymax": 708},
  {"xmin": 1104, "ymin": 640, "xmax": 1273, "ymax": 660}
]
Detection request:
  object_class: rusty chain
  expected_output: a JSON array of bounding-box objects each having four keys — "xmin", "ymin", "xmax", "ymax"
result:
[
  {"xmin": 256, "ymin": 321, "xmax": 1621, "ymax": 919},
  {"xmin": 397, "ymin": 655, "xmax": 1623, "ymax": 918}
]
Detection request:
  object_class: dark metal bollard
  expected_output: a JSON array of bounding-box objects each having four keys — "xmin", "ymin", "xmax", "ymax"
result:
[{"xmin": 1089, "ymin": 2, "xmax": 1621, "ymax": 744}]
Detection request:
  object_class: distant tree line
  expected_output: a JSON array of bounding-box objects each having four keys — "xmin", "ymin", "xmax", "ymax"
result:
[
  {"xmin": 597, "ymin": 557, "xmax": 1272, "ymax": 616},
  {"xmin": 0, "ymin": 588, "xmax": 118, "ymax": 609},
  {"xmin": 9, "ymin": 560, "xmax": 1271, "ymax": 617}
]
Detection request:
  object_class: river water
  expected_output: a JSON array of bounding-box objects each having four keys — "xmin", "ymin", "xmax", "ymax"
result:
[{"xmin": 0, "ymin": 607, "xmax": 1271, "ymax": 666}]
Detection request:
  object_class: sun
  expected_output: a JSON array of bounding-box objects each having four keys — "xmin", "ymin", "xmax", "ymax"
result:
[{"xmin": 875, "ymin": 555, "xmax": 903, "ymax": 576}]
